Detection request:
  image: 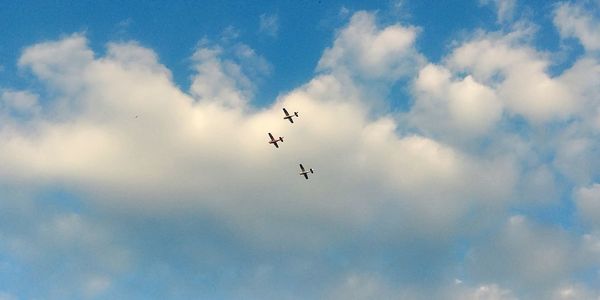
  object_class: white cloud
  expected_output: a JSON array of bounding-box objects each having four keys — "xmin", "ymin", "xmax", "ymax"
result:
[
  {"xmin": 18, "ymin": 34, "xmax": 94, "ymax": 95},
  {"xmin": 190, "ymin": 46, "xmax": 251, "ymax": 107},
  {"xmin": 467, "ymin": 216, "xmax": 592, "ymax": 297},
  {"xmin": 575, "ymin": 184, "xmax": 600, "ymax": 229},
  {"xmin": 558, "ymin": 57, "xmax": 600, "ymax": 142},
  {"xmin": 520, "ymin": 165, "xmax": 560, "ymax": 204},
  {"xmin": 0, "ymin": 208, "xmax": 127, "ymax": 299},
  {"xmin": 327, "ymin": 273, "xmax": 521, "ymax": 300},
  {"xmin": 190, "ymin": 42, "xmax": 270, "ymax": 107},
  {"xmin": 220, "ymin": 25, "xmax": 241, "ymax": 42},
  {"xmin": 4, "ymin": 213, "xmax": 129, "ymax": 268},
  {"xmin": 259, "ymin": 13, "xmax": 279, "ymax": 37},
  {"xmin": 2, "ymin": 8, "xmax": 600, "ymax": 299},
  {"xmin": 480, "ymin": 0, "xmax": 517, "ymax": 24},
  {"xmin": 318, "ymin": 11, "xmax": 424, "ymax": 80},
  {"xmin": 326, "ymin": 273, "xmax": 404, "ymax": 300},
  {"xmin": 410, "ymin": 63, "xmax": 503, "ymax": 137},
  {"xmin": 554, "ymin": 134, "xmax": 600, "ymax": 184},
  {"xmin": 550, "ymin": 283, "xmax": 600, "ymax": 300},
  {"xmin": 446, "ymin": 32, "xmax": 575, "ymax": 123},
  {"xmin": 0, "ymin": 90, "xmax": 41, "ymax": 117},
  {"xmin": 554, "ymin": 2, "xmax": 600, "ymax": 51},
  {"xmin": 0, "ymin": 21, "xmax": 524, "ymax": 299},
  {"xmin": 83, "ymin": 275, "xmax": 111, "ymax": 298},
  {"xmin": 451, "ymin": 283, "xmax": 517, "ymax": 300},
  {"xmin": 1, "ymin": 31, "xmax": 518, "ymax": 249}
]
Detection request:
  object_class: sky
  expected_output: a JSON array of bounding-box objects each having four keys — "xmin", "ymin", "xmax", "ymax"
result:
[{"xmin": 1, "ymin": 0, "xmax": 600, "ymax": 299}]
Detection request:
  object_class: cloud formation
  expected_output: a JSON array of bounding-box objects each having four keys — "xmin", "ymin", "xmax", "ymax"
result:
[
  {"xmin": 318, "ymin": 11, "xmax": 424, "ymax": 80},
  {"xmin": 554, "ymin": 1, "xmax": 600, "ymax": 51},
  {"xmin": 1, "ymin": 4, "xmax": 600, "ymax": 299}
]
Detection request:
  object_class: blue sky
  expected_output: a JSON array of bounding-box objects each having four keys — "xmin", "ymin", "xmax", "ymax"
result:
[
  {"xmin": 0, "ymin": 0, "xmax": 561, "ymax": 103},
  {"xmin": 1, "ymin": 0, "xmax": 600, "ymax": 299}
]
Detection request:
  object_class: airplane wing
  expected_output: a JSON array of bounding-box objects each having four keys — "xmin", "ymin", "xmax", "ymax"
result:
[
  {"xmin": 283, "ymin": 108, "xmax": 290, "ymax": 116},
  {"xmin": 303, "ymin": 173, "xmax": 309, "ymax": 179},
  {"xmin": 299, "ymin": 164, "xmax": 305, "ymax": 172},
  {"xmin": 274, "ymin": 142, "xmax": 279, "ymax": 148},
  {"xmin": 268, "ymin": 133, "xmax": 274, "ymax": 140},
  {"xmin": 288, "ymin": 117, "xmax": 294, "ymax": 123}
]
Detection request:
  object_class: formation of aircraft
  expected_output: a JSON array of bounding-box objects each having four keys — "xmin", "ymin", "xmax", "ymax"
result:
[{"xmin": 267, "ymin": 107, "xmax": 316, "ymax": 180}]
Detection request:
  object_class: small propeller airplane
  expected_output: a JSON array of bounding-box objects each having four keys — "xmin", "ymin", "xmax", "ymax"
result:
[
  {"xmin": 283, "ymin": 108, "xmax": 299, "ymax": 123},
  {"xmin": 299, "ymin": 163, "xmax": 314, "ymax": 180},
  {"xmin": 268, "ymin": 132, "xmax": 284, "ymax": 148}
]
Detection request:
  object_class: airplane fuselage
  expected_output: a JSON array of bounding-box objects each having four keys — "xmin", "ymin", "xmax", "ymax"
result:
[
  {"xmin": 299, "ymin": 168, "xmax": 314, "ymax": 179},
  {"xmin": 268, "ymin": 136, "xmax": 283, "ymax": 148},
  {"xmin": 283, "ymin": 112, "xmax": 299, "ymax": 123}
]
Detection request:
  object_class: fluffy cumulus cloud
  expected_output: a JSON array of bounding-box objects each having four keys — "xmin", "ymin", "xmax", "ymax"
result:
[
  {"xmin": 554, "ymin": 1, "xmax": 600, "ymax": 51},
  {"xmin": 444, "ymin": 30, "xmax": 578, "ymax": 123},
  {"xmin": 1, "ymin": 4, "xmax": 600, "ymax": 300},
  {"xmin": 318, "ymin": 11, "xmax": 424, "ymax": 81},
  {"xmin": 190, "ymin": 41, "xmax": 271, "ymax": 107},
  {"xmin": 1, "ymin": 32, "xmax": 512, "ymax": 250},
  {"xmin": 410, "ymin": 63, "xmax": 503, "ymax": 138}
]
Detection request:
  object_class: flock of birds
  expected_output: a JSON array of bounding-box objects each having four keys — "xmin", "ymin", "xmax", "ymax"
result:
[{"xmin": 268, "ymin": 108, "xmax": 315, "ymax": 180}]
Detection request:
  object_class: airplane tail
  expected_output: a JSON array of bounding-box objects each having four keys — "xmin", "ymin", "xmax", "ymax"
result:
[
  {"xmin": 310, "ymin": 168, "xmax": 314, "ymax": 173},
  {"xmin": 294, "ymin": 112, "xmax": 299, "ymax": 117},
  {"xmin": 280, "ymin": 137, "xmax": 284, "ymax": 142}
]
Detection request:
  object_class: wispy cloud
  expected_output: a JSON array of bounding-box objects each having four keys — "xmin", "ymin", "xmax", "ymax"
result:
[
  {"xmin": 259, "ymin": 13, "xmax": 279, "ymax": 37},
  {"xmin": 480, "ymin": 0, "xmax": 517, "ymax": 24}
]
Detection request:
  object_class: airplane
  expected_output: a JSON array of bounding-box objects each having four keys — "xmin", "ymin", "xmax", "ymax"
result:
[
  {"xmin": 283, "ymin": 108, "xmax": 299, "ymax": 123},
  {"xmin": 268, "ymin": 132, "xmax": 284, "ymax": 148},
  {"xmin": 299, "ymin": 163, "xmax": 314, "ymax": 180}
]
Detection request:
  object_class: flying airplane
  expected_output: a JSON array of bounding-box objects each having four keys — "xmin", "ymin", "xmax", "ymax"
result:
[
  {"xmin": 283, "ymin": 108, "xmax": 299, "ymax": 123},
  {"xmin": 299, "ymin": 163, "xmax": 314, "ymax": 179},
  {"xmin": 268, "ymin": 132, "xmax": 284, "ymax": 148}
]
